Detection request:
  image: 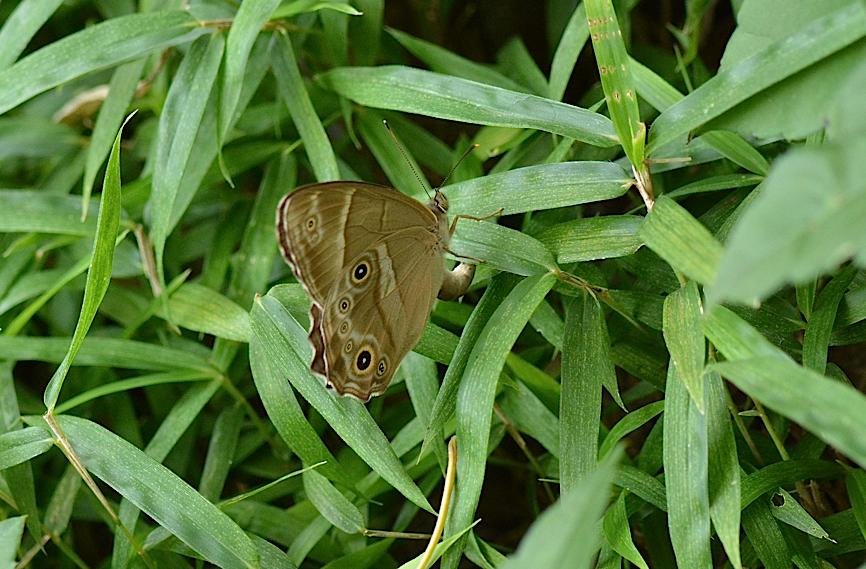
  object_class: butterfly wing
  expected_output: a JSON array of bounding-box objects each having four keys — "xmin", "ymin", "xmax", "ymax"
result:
[
  {"xmin": 276, "ymin": 182, "xmax": 439, "ymax": 303},
  {"xmin": 318, "ymin": 230, "xmax": 445, "ymax": 401},
  {"xmin": 276, "ymin": 181, "xmax": 446, "ymax": 400}
]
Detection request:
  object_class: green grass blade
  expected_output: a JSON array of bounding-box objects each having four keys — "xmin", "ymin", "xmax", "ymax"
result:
[
  {"xmin": 599, "ymin": 401, "xmax": 664, "ymax": 460},
  {"xmin": 603, "ymin": 492, "xmax": 649, "ymax": 569},
  {"xmin": 741, "ymin": 460, "xmax": 842, "ymax": 509},
  {"xmin": 355, "ymin": 109, "xmax": 430, "ymax": 199},
  {"xmin": 0, "ymin": 0, "xmax": 63, "ymax": 70},
  {"xmin": 846, "ymin": 469, "xmax": 866, "ymax": 541},
  {"xmin": 272, "ymin": 33, "xmax": 340, "ymax": 182},
  {"xmin": 708, "ymin": 140, "xmax": 866, "ymax": 306},
  {"xmin": 447, "ymin": 161, "xmax": 631, "ymax": 217},
  {"xmin": 0, "ymin": 336, "xmax": 209, "ymax": 371},
  {"xmin": 0, "ymin": 427, "xmax": 54, "ymax": 471},
  {"xmin": 639, "ymin": 196, "xmax": 722, "ymax": 285},
  {"xmin": 663, "ymin": 364, "xmax": 712, "ymax": 568},
  {"xmin": 57, "ymin": 415, "xmax": 259, "ymax": 569},
  {"xmin": 81, "ymin": 58, "xmax": 146, "ymax": 217},
  {"xmin": 713, "ymin": 356, "xmax": 866, "ymax": 468},
  {"xmin": 220, "ymin": 0, "xmax": 282, "ymax": 141},
  {"xmin": 387, "ymin": 27, "xmax": 529, "ymax": 93},
  {"xmin": 0, "ymin": 516, "xmax": 25, "ymax": 568},
  {"xmin": 647, "ymin": 2, "xmax": 866, "ymax": 153},
  {"xmin": 560, "ymin": 292, "xmax": 607, "ymax": 491},
  {"xmin": 249, "ymin": 335, "xmax": 357, "ymax": 491},
  {"xmin": 585, "ymin": 0, "xmax": 645, "ymax": 166},
  {"xmin": 497, "ymin": 37, "xmax": 548, "ymax": 96},
  {"xmin": 443, "ymin": 273, "xmax": 556, "ymax": 569},
  {"xmin": 706, "ymin": 369, "xmax": 742, "ymax": 569},
  {"xmin": 699, "ymin": 131, "xmax": 769, "ymax": 176},
  {"xmin": 451, "ymin": 220, "xmax": 558, "ymax": 275},
  {"xmin": 43, "ymin": 114, "xmax": 131, "ymax": 411},
  {"xmin": 302, "ymin": 469, "xmax": 365, "ymax": 534},
  {"xmin": 251, "ymin": 293, "xmax": 433, "ymax": 512},
  {"xmin": 150, "ymin": 33, "xmax": 224, "ymax": 289},
  {"xmin": 318, "ymin": 66, "xmax": 619, "ymax": 147},
  {"xmin": 802, "ymin": 265, "xmax": 857, "ymax": 373},
  {"xmin": 0, "ymin": 10, "xmax": 201, "ymax": 115},
  {"xmin": 500, "ymin": 449, "xmax": 621, "ymax": 569},
  {"xmin": 701, "ymin": 304, "xmax": 790, "ymax": 361},
  {"xmin": 0, "ymin": 190, "xmax": 96, "ymax": 236},
  {"xmin": 742, "ymin": 498, "xmax": 790, "ymax": 569},
  {"xmin": 538, "ymin": 215, "xmax": 643, "ymax": 263},
  {"xmin": 160, "ymin": 283, "xmax": 251, "ymax": 342},
  {"xmin": 662, "ymin": 281, "xmax": 705, "ymax": 411},
  {"xmin": 421, "ymin": 275, "xmax": 517, "ymax": 461},
  {"xmin": 54, "ymin": 370, "xmax": 212, "ymax": 414},
  {"xmin": 548, "ymin": 2, "xmax": 588, "ymax": 101}
]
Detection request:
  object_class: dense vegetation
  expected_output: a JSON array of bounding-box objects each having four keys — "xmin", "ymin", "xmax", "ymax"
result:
[{"xmin": 1, "ymin": 0, "xmax": 865, "ymax": 567}]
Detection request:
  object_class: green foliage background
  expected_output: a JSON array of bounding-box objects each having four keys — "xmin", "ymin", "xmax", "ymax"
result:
[{"xmin": 1, "ymin": 0, "xmax": 866, "ymax": 567}]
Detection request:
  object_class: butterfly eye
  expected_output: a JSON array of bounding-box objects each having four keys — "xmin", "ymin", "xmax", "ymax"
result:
[
  {"xmin": 339, "ymin": 321, "xmax": 349, "ymax": 334},
  {"xmin": 338, "ymin": 298, "xmax": 351, "ymax": 313},
  {"xmin": 306, "ymin": 217, "xmax": 316, "ymax": 231},
  {"xmin": 352, "ymin": 262, "xmax": 370, "ymax": 283},
  {"xmin": 376, "ymin": 358, "xmax": 388, "ymax": 377},
  {"xmin": 344, "ymin": 340, "xmax": 353, "ymax": 353}
]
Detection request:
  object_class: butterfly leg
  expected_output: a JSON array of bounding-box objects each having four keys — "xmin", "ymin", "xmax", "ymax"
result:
[{"xmin": 448, "ymin": 207, "xmax": 505, "ymax": 236}]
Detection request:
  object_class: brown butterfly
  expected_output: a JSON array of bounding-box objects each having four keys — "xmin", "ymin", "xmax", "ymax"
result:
[{"xmin": 275, "ymin": 181, "xmax": 477, "ymax": 402}]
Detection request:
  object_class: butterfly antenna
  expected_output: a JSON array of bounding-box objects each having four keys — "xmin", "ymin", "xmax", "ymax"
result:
[
  {"xmin": 436, "ymin": 142, "xmax": 480, "ymax": 191},
  {"xmin": 383, "ymin": 120, "xmax": 432, "ymax": 199}
]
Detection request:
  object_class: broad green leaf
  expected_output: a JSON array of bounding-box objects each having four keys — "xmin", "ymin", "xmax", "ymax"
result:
[
  {"xmin": 560, "ymin": 293, "xmax": 607, "ymax": 492},
  {"xmin": 451, "ymin": 220, "xmax": 557, "ymax": 275},
  {"xmin": 302, "ymin": 469, "xmax": 365, "ymax": 534},
  {"xmin": 318, "ymin": 66, "xmax": 619, "ymax": 147},
  {"xmin": 742, "ymin": 498, "xmax": 790, "ymax": 569},
  {"xmin": 709, "ymin": 0, "xmax": 866, "ymax": 141},
  {"xmin": 706, "ymin": 370, "xmax": 742, "ymax": 569},
  {"xmin": 664, "ymin": 364, "xmax": 711, "ymax": 569},
  {"xmin": 443, "ymin": 273, "xmax": 556, "ymax": 569},
  {"xmin": 709, "ymin": 139, "xmax": 866, "ymax": 305},
  {"xmin": 701, "ymin": 304, "xmax": 790, "ymax": 362},
  {"xmin": 0, "ymin": 336, "xmax": 209, "ymax": 371},
  {"xmin": 0, "ymin": 427, "xmax": 54, "ymax": 471},
  {"xmin": 639, "ymin": 196, "xmax": 723, "ymax": 285},
  {"xmin": 251, "ymin": 293, "xmax": 433, "ymax": 512},
  {"xmin": 44, "ymin": 115, "xmax": 131, "ymax": 410},
  {"xmin": 160, "ymin": 283, "xmax": 251, "ymax": 342},
  {"xmin": 446, "ymin": 161, "xmax": 632, "ymax": 217},
  {"xmin": 0, "ymin": 0, "xmax": 64, "ymax": 70},
  {"xmin": 0, "ymin": 10, "xmax": 201, "ymax": 115},
  {"xmin": 598, "ymin": 401, "xmax": 664, "ymax": 460},
  {"xmin": 768, "ymin": 489, "xmax": 829, "ymax": 540},
  {"xmin": 0, "ymin": 190, "xmax": 96, "ymax": 236},
  {"xmin": 0, "ymin": 516, "xmax": 25, "ymax": 569},
  {"xmin": 499, "ymin": 450, "xmax": 620, "ymax": 569},
  {"xmin": 647, "ymin": 1, "xmax": 866, "ymax": 153},
  {"xmin": 713, "ymin": 357, "xmax": 866, "ymax": 467},
  {"xmin": 57, "ymin": 415, "xmax": 258, "ymax": 569},
  {"xmin": 741, "ymin": 460, "xmax": 842, "ymax": 509},
  {"xmin": 537, "ymin": 215, "xmax": 643, "ymax": 263},
  {"xmin": 272, "ymin": 33, "xmax": 339, "ymax": 182},
  {"xmin": 662, "ymin": 281, "xmax": 705, "ymax": 411}
]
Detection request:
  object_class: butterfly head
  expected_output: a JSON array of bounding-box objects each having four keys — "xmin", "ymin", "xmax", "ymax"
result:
[{"xmin": 430, "ymin": 190, "xmax": 449, "ymax": 214}]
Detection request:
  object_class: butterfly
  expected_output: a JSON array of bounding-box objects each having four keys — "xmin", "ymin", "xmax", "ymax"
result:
[{"xmin": 275, "ymin": 181, "xmax": 478, "ymax": 402}]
